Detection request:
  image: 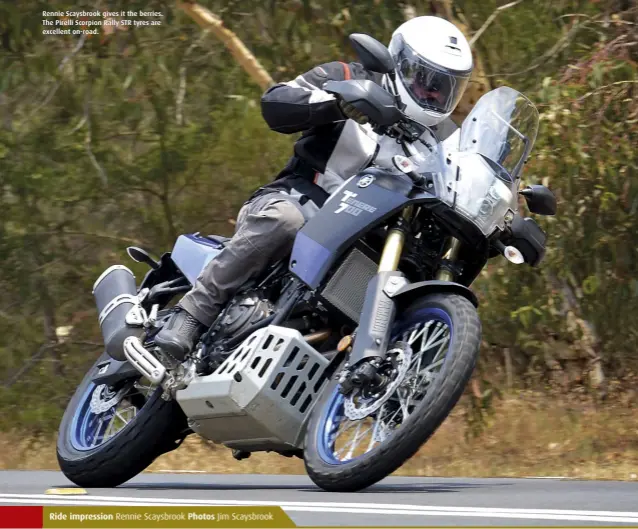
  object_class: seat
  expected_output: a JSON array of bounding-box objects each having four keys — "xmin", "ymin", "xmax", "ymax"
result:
[{"xmin": 205, "ymin": 235, "xmax": 231, "ymax": 246}]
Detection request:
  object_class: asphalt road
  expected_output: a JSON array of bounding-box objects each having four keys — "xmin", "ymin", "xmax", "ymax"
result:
[{"xmin": 1, "ymin": 472, "xmax": 638, "ymax": 526}]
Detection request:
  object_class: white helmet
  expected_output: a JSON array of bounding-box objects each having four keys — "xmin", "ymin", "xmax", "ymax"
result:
[{"xmin": 387, "ymin": 16, "xmax": 473, "ymax": 127}]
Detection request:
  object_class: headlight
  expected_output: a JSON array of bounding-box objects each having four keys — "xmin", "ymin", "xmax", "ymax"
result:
[{"xmin": 451, "ymin": 154, "xmax": 517, "ymax": 236}]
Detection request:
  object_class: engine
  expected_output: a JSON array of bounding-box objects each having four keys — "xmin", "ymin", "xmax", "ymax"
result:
[{"xmin": 214, "ymin": 291, "xmax": 276, "ymax": 340}]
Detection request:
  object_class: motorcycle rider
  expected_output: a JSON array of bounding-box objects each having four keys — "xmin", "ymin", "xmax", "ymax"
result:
[{"xmin": 154, "ymin": 15, "xmax": 474, "ymax": 361}]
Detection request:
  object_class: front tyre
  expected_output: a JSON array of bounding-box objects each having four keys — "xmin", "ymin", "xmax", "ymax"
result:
[
  {"xmin": 303, "ymin": 294, "xmax": 481, "ymax": 492},
  {"xmin": 57, "ymin": 358, "xmax": 187, "ymax": 488}
]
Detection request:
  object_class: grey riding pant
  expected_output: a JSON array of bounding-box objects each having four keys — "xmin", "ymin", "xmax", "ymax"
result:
[{"xmin": 178, "ymin": 193, "xmax": 306, "ymax": 327}]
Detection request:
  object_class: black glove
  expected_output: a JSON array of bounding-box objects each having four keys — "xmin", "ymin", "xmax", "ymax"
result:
[{"xmin": 338, "ymin": 100, "xmax": 370, "ymax": 125}]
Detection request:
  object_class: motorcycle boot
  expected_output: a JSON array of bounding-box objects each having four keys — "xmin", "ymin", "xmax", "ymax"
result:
[{"xmin": 154, "ymin": 307, "xmax": 206, "ymax": 362}]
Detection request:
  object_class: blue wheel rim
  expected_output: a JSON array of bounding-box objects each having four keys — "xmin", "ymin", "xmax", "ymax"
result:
[
  {"xmin": 70, "ymin": 381, "xmax": 153, "ymax": 451},
  {"xmin": 316, "ymin": 307, "xmax": 453, "ymax": 466}
]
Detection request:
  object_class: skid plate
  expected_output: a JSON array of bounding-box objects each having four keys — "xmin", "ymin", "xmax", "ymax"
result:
[{"xmin": 175, "ymin": 326, "xmax": 331, "ymax": 452}]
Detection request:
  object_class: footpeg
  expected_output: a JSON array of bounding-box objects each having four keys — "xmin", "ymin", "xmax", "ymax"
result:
[{"xmin": 123, "ymin": 336, "xmax": 167, "ymax": 384}]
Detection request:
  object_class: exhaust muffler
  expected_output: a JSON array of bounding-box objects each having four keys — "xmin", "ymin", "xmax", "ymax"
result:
[{"xmin": 93, "ymin": 265, "xmax": 143, "ymax": 361}]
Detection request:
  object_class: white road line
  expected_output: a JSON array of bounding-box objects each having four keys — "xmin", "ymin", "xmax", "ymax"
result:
[
  {"xmin": 0, "ymin": 494, "xmax": 637, "ymax": 524},
  {"xmin": 524, "ymin": 476, "xmax": 571, "ymax": 479}
]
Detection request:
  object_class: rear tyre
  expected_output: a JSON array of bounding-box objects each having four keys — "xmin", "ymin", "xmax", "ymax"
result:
[
  {"xmin": 303, "ymin": 293, "xmax": 481, "ymax": 492},
  {"xmin": 57, "ymin": 358, "xmax": 188, "ymax": 488}
]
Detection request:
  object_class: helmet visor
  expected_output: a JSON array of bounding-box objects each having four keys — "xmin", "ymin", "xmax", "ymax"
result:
[{"xmin": 395, "ymin": 37, "xmax": 470, "ymax": 115}]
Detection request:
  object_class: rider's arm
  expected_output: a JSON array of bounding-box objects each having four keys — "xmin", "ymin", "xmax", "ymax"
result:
[{"xmin": 261, "ymin": 61, "xmax": 354, "ymax": 134}]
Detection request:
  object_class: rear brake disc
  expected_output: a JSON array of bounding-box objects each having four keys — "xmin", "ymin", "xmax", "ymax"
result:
[{"xmin": 90, "ymin": 382, "xmax": 134, "ymax": 414}]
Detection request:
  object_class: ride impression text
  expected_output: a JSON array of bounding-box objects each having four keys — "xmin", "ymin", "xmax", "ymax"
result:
[{"xmin": 43, "ymin": 506, "xmax": 289, "ymax": 527}]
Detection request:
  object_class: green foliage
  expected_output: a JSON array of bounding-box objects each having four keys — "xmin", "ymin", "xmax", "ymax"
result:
[
  {"xmin": 474, "ymin": 4, "xmax": 638, "ymax": 382},
  {"xmin": 0, "ymin": 0, "xmax": 636, "ymax": 432}
]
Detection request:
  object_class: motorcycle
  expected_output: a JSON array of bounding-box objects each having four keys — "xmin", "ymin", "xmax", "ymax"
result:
[{"xmin": 56, "ymin": 34, "xmax": 556, "ymax": 492}]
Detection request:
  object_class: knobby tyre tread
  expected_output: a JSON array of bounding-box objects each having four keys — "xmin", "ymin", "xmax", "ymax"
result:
[{"xmin": 303, "ymin": 293, "xmax": 481, "ymax": 492}]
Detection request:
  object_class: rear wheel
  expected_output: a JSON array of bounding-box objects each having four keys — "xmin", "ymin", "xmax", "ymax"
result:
[
  {"xmin": 303, "ymin": 293, "xmax": 481, "ymax": 492},
  {"xmin": 57, "ymin": 358, "xmax": 187, "ymax": 488}
]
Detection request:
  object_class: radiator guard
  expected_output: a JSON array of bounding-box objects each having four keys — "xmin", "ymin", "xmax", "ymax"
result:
[
  {"xmin": 320, "ymin": 246, "xmax": 378, "ymax": 323},
  {"xmin": 175, "ymin": 325, "xmax": 331, "ymax": 452}
]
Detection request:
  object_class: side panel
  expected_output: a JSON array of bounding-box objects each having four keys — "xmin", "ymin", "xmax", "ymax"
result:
[
  {"xmin": 171, "ymin": 234, "xmax": 223, "ymax": 285},
  {"xmin": 289, "ymin": 170, "xmax": 416, "ymax": 289}
]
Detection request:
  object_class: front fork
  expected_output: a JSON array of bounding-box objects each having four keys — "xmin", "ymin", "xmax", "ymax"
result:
[
  {"xmin": 340, "ymin": 207, "xmax": 461, "ymax": 391},
  {"xmin": 435, "ymin": 236, "xmax": 463, "ymax": 281}
]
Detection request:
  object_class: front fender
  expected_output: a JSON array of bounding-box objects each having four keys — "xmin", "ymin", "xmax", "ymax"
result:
[{"xmin": 390, "ymin": 280, "xmax": 479, "ymax": 310}]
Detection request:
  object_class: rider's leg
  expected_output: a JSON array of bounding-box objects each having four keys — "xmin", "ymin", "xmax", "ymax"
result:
[{"xmin": 154, "ymin": 193, "xmax": 305, "ymax": 360}]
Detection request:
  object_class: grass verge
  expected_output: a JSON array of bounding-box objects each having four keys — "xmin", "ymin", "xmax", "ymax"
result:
[{"xmin": 2, "ymin": 391, "xmax": 637, "ymax": 480}]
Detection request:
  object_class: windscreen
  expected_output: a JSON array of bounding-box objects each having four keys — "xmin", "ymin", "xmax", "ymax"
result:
[{"xmin": 459, "ymin": 86, "xmax": 539, "ymax": 181}]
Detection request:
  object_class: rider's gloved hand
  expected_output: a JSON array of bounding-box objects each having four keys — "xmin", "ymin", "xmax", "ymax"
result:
[{"xmin": 338, "ymin": 100, "xmax": 370, "ymax": 125}]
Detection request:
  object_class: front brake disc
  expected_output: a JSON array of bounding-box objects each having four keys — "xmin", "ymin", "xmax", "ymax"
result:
[{"xmin": 343, "ymin": 342, "xmax": 412, "ymax": 421}]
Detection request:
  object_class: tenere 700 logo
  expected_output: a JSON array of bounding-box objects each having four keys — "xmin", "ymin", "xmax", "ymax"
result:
[{"xmin": 334, "ymin": 190, "xmax": 378, "ymax": 217}]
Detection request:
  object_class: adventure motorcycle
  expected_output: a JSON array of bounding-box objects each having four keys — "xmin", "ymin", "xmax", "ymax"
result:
[{"xmin": 57, "ymin": 34, "xmax": 556, "ymax": 492}]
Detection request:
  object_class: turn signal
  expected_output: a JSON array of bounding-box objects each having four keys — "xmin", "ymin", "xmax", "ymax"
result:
[{"xmin": 504, "ymin": 246, "xmax": 525, "ymax": 264}]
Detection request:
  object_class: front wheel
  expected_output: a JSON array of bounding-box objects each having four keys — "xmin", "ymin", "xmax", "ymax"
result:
[
  {"xmin": 57, "ymin": 358, "xmax": 188, "ymax": 488},
  {"xmin": 303, "ymin": 293, "xmax": 481, "ymax": 492}
]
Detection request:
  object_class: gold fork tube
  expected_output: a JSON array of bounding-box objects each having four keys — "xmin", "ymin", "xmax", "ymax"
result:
[
  {"xmin": 378, "ymin": 230, "xmax": 405, "ymax": 272},
  {"xmin": 436, "ymin": 268, "xmax": 456, "ymax": 282},
  {"xmin": 436, "ymin": 236, "xmax": 462, "ymax": 281},
  {"xmin": 378, "ymin": 207, "xmax": 413, "ymax": 272}
]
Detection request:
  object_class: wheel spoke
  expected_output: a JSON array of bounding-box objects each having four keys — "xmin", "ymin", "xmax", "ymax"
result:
[
  {"xmin": 336, "ymin": 418, "xmax": 359, "ymax": 437},
  {"xmin": 103, "ymin": 414, "xmax": 118, "ymax": 440},
  {"xmin": 409, "ymin": 321, "xmax": 433, "ymax": 347},
  {"xmin": 380, "ymin": 406, "xmax": 401, "ymax": 428},
  {"xmin": 73, "ymin": 379, "xmax": 152, "ymax": 451},
  {"xmin": 91, "ymin": 416, "xmax": 106, "ymax": 448},
  {"xmin": 399, "ymin": 322, "xmax": 450, "ymax": 404},
  {"xmin": 420, "ymin": 322, "xmax": 445, "ymax": 355},
  {"xmin": 422, "ymin": 356, "xmax": 446, "ymax": 374},
  {"xmin": 336, "ymin": 421, "xmax": 374, "ymax": 459},
  {"xmin": 375, "ymin": 406, "xmax": 402, "ymax": 441},
  {"xmin": 367, "ymin": 404, "xmax": 385, "ymax": 451},
  {"xmin": 344, "ymin": 421, "xmax": 363, "ymax": 460},
  {"xmin": 430, "ymin": 333, "xmax": 451, "ymax": 362},
  {"xmin": 397, "ymin": 387, "xmax": 411, "ymax": 420},
  {"xmin": 324, "ymin": 315, "xmax": 455, "ymax": 465},
  {"xmin": 408, "ymin": 346, "xmax": 424, "ymax": 375},
  {"xmin": 407, "ymin": 327, "xmax": 419, "ymax": 343}
]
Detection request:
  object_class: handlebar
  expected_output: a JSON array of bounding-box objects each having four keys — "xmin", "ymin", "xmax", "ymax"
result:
[{"xmin": 374, "ymin": 116, "xmax": 426, "ymax": 143}]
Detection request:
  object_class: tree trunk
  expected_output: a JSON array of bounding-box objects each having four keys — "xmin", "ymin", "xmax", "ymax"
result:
[{"xmin": 176, "ymin": 1, "xmax": 274, "ymax": 90}]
